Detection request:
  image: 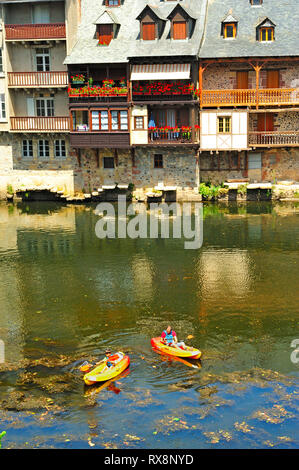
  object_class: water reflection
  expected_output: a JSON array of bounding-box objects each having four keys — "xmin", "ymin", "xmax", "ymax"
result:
[{"xmin": 0, "ymin": 201, "xmax": 298, "ymax": 448}]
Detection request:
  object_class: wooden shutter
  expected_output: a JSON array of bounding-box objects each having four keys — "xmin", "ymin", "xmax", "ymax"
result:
[
  {"xmin": 173, "ymin": 21, "xmax": 187, "ymax": 40},
  {"xmin": 142, "ymin": 22, "xmax": 155, "ymax": 40},
  {"xmin": 267, "ymin": 70, "xmax": 279, "ymax": 88},
  {"xmin": 257, "ymin": 113, "xmax": 274, "ymax": 131},
  {"xmin": 97, "ymin": 24, "xmax": 113, "ymax": 45},
  {"xmin": 236, "ymin": 71, "xmax": 249, "ymax": 89}
]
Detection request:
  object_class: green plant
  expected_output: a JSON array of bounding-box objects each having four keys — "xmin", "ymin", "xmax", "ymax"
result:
[
  {"xmin": 199, "ymin": 182, "xmax": 221, "ymax": 200},
  {"xmin": 6, "ymin": 184, "xmax": 13, "ymax": 195},
  {"xmin": 128, "ymin": 182, "xmax": 135, "ymax": 192},
  {"xmin": 237, "ymin": 184, "xmax": 248, "ymax": 195},
  {"xmin": 0, "ymin": 431, "xmax": 6, "ymax": 449}
]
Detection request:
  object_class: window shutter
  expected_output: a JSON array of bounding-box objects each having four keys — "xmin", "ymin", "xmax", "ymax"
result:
[
  {"xmin": 98, "ymin": 24, "xmax": 113, "ymax": 45},
  {"xmin": 27, "ymin": 97, "xmax": 35, "ymax": 116},
  {"xmin": 173, "ymin": 21, "xmax": 187, "ymax": 40},
  {"xmin": 142, "ymin": 22, "xmax": 155, "ymax": 40}
]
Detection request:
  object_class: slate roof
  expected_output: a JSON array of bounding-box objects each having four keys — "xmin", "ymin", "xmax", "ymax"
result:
[
  {"xmin": 200, "ymin": 0, "xmax": 299, "ymax": 58},
  {"xmin": 64, "ymin": 0, "xmax": 208, "ymax": 65}
]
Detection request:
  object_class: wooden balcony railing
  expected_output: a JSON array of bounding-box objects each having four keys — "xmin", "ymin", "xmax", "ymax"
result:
[
  {"xmin": 10, "ymin": 116, "xmax": 70, "ymax": 132},
  {"xmin": 8, "ymin": 71, "xmax": 68, "ymax": 87},
  {"xmin": 5, "ymin": 23, "xmax": 66, "ymax": 40},
  {"xmin": 148, "ymin": 127, "xmax": 199, "ymax": 144},
  {"xmin": 201, "ymin": 88, "xmax": 299, "ymax": 107},
  {"xmin": 249, "ymin": 131, "xmax": 299, "ymax": 147}
]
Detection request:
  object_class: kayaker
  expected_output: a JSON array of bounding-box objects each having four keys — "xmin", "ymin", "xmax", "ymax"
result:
[
  {"xmin": 161, "ymin": 326, "xmax": 187, "ymax": 350},
  {"xmin": 105, "ymin": 349, "xmax": 115, "ymax": 368}
]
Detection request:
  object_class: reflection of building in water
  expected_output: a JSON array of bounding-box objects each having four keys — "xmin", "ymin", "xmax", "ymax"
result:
[
  {"xmin": 131, "ymin": 255, "xmax": 154, "ymax": 303},
  {"xmin": 196, "ymin": 250, "xmax": 252, "ymax": 300},
  {"xmin": 0, "ymin": 204, "xmax": 76, "ymax": 362}
]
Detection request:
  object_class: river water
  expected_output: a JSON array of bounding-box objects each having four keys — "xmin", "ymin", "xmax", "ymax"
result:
[{"xmin": 0, "ymin": 201, "xmax": 298, "ymax": 449}]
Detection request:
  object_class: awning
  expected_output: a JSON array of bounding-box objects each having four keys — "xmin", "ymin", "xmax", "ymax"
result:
[{"xmin": 131, "ymin": 64, "xmax": 191, "ymax": 81}]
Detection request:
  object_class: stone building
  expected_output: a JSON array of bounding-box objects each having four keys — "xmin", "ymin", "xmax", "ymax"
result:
[{"xmin": 0, "ymin": 0, "xmax": 298, "ymax": 199}]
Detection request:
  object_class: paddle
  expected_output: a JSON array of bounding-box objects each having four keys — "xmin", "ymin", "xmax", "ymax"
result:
[{"xmin": 79, "ymin": 357, "xmax": 106, "ymax": 372}]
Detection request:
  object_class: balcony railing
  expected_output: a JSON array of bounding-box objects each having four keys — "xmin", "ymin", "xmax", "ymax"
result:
[
  {"xmin": 8, "ymin": 71, "xmax": 68, "ymax": 87},
  {"xmin": 5, "ymin": 23, "xmax": 66, "ymax": 40},
  {"xmin": 10, "ymin": 116, "xmax": 70, "ymax": 132},
  {"xmin": 249, "ymin": 131, "xmax": 299, "ymax": 147},
  {"xmin": 201, "ymin": 88, "xmax": 299, "ymax": 107},
  {"xmin": 148, "ymin": 127, "xmax": 198, "ymax": 144},
  {"xmin": 68, "ymin": 85, "xmax": 128, "ymax": 102}
]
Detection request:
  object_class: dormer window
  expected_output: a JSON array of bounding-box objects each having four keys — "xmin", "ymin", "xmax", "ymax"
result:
[
  {"xmin": 137, "ymin": 6, "xmax": 166, "ymax": 41},
  {"xmin": 257, "ymin": 19, "xmax": 275, "ymax": 42},
  {"xmin": 94, "ymin": 11, "xmax": 119, "ymax": 45},
  {"xmin": 250, "ymin": 0, "xmax": 263, "ymax": 5},
  {"xmin": 167, "ymin": 4, "xmax": 195, "ymax": 40},
  {"xmin": 221, "ymin": 13, "xmax": 238, "ymax": 39}
]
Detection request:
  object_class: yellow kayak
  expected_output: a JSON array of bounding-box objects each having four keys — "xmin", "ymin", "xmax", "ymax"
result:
[
  {"xmin": 151, "ymin": 337, "xmax": 202, "ymax": 359},
  {"xmin": 83, "ymin": 352, "xmax": 130, "ymax": 386}
]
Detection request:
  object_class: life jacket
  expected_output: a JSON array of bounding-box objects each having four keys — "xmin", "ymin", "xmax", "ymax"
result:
[{"xmin": 163, "ymin": 330, "xmax": 174, "ymax": 344}]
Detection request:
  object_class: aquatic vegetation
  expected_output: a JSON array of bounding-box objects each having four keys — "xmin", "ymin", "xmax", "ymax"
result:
[
  {"xmin": 0, "ymin": 431, "xmax": 6, "ymax": 449},
  {"xmin": 234, "ymin": 421, "xmax": 253, "ymax": 433},
  {"xmin": 252, "ymin": 405, "xmax": 295, "ymax": 424}
]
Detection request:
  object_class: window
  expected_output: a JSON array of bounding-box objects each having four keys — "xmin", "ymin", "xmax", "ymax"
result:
[
  {"xmin": 105, "ymin": 0, "xmax": 120, "ymax": 5},
  {"xmin": 224, "ymin": 23, "xmax": 236, "ymax": 39},
  {"xmin": 22, "ymin": 140, "xmax": 33, "ymax": 158},
  {"xmin": 154, "ymin": 154, "xmax": 163, "ymax": 169},
  {"xmin": 91, "ymin": 109, "xmax": 128, "ymax": 131},
  {"xmin": 218, "ymin": 116, "xmax": 231, "ymax": 134},
  {"xmin": 0, "ymin": 94, "xmax": 6, "ymax": 120},
  {"xmin": 36, "ymin": 98, "xmax": 54, "ymax": 116},
  {"xmin": 142, "ymin": 22, "xmax": 156, "ymax": 40},
  {"xmin": 103, "ymin": 157, "xmax": 114, "ymax": 169},
  {"xmin": 134, "ymin": 116, "xmax": 144, "ymax": 129},
  {"xmin": 0, "ymin": 50, "xmax": 3, "ymax": 73},
  {"xmin": 173, "ymin": 21, "xmax": 187, "ymax": 40},
  {"xmin": 250, "ymin": 0, "xmax": 262, "ymax": 5},
  {"xmin": 97, "ymin": 24, "xmax": 113, "ymax": 45},
  {"xmin": 54, "ymin": 139, "xmax": 66, "ymax": 158},
  {"xmin": 259, "ymin": 27, "xmax": 274, "ymax": 42},
  {"xmin": 38, "ymin": 140, "xmax": 49, "ymax": 158},
  {"xmin": 36, "ymin": 49, "xmax": 50, "ymax": 72}
]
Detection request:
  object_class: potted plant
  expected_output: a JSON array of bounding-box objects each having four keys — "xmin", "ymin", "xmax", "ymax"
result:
[{"xmin": 71, "ymin": 74, "xmax": 85, "ymax": 85}]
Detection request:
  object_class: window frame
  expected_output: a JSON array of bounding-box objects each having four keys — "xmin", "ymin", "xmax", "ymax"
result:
[
  {"xmin": 134, "ymin": 116, "xmax": 145, "ymax": 130},
  {"xmin": 154, "ymin": 154, "xmax": 163, "ymax": 169},
  {"xmin": 90, "ymin": 108, "xmax": 128, "ymax": 132},
  {"xmin": 223, "ymin": 23, "xmax": 237, "ymax": 39},
  {"xmin": 259, "ymin": 27, "xmax": 274, "ymax": 42},
  {"xmin": 35, "ymin": 48, "xmax": 50, "ymax": 72},
  {"xmin": 36, "ymin": 97, "xmax": 54, "ymax": 117},
  {"xmin": 103, "ymin": 156, "xmax": 115, "ymax": 169},
  {"xmin": 38, "ymin": 139, "xmax": 50, "ymax": 159},
  {"xmin": 0, "ymin": 94, "xmax": 6, "ymax": 121},
  {"xmin": 22, "ymin": 139, "xmax": 33, "ymax": 159},
  {"xmin": 217, "ymin": 116, "xmax": 231, "ymax": 134},
  {"xmin": 54, "ymin": 139, "xmax": 66, "ymax": 159}
]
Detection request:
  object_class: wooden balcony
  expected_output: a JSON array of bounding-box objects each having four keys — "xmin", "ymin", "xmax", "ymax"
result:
[
  {"xmin": 249, "ymin": 131, "xmax": 299, "ymax": 147},
  {"xmin": 8, "ymin": 71, "xmax": 68, "ymax": 88},
  {"xmin": 148, "ymin": 127, "xmax": 199, "ymax": 145},
  {"xmin": 5, "ymin": 23, "xmax": 66, "ymax": 41},
  {"xmin": 10, "ymin": 116, "xmax": 70, "ymax": 132},
  {"xmin": 201, "ymin": 88, "xmax": 299, "ymax": 107}
]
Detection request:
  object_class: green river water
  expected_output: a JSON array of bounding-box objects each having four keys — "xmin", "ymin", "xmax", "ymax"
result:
[{"xmin": 0, "ymin": 201, "xmax": 298, "ymax": 449}]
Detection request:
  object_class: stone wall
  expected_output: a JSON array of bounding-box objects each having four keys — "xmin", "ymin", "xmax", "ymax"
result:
[
  {"xmin": 200, "ymin": 151, "xmax": 246, "ymax": 185},
  {"xmin": 261, "ymin": 148, "xmax": 299, "ymax": 182}
]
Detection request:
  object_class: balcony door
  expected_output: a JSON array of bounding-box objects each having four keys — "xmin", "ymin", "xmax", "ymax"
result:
[
  {"xmin": 257, "ymin": 113, "xmax": 274, "ymax": 132},
  {"xmin": 236, "ymin": 71, "xmax": 249, "ymax": 89},
  {"xmin": 36, "ymin": 98, "xmax": 54, "ymax": 117},
  {"xmin": 267, "ymin": 70, "xmax": 279, "ymax": 88},
  {"xmin": 32, "ymin": 5, "xmax": 50, "ymax": 24},
  {"xmin": 36, "ymin": 49, "xmax": 50, "ymax": 72}
]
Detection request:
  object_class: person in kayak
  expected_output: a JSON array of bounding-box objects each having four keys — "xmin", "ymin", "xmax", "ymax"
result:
[
  {"xmin": 104, "ymin": 349, "xmax": 123, "ymax": 368},
  {"xmin": 161, "ymin": 326, "xmax": 187, "ymax": 350}
]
